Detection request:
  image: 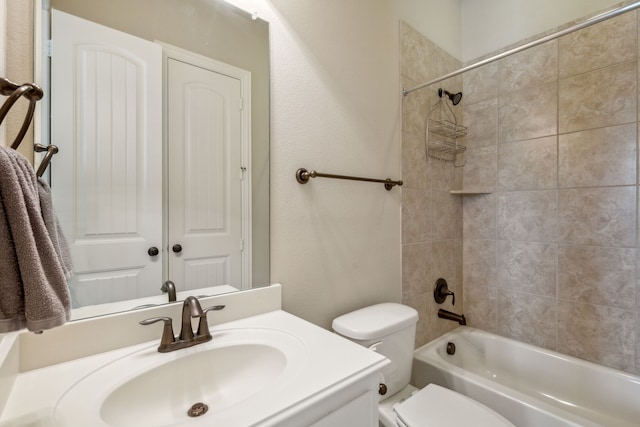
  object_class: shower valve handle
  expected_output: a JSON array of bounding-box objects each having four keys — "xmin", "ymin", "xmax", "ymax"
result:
[{"xmin": 434, "ymin": 278, "xmax": 455, "ymax": 305}]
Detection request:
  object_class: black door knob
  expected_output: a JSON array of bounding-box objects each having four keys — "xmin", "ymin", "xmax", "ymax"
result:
[
  {"xmin": 172, "ymin": 244, "xmax": 183, "ymax": 253},
  {"xmin": 148, "ymin": 247, "xmax": 159, "ymax": 257}
]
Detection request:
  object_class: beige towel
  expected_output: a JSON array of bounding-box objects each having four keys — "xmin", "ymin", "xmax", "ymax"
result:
[{"xmin": 0, "ymin": 147, "xmax": 71, "ymax": 333}]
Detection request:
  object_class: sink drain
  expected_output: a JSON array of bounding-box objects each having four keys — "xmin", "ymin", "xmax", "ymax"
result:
[{"xmin": 187, "ymin": 402, "xmax": 209, "ymax": 417}]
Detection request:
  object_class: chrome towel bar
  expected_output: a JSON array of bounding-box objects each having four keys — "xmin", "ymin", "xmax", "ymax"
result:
[{"xmin": 296, "ymin": 168, "xmax": 403, "ymax": 191}]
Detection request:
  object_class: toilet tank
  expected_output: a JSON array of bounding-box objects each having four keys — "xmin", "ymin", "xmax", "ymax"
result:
[{"xmin": 332, "ymin": 303, "xmax": 418, "ymax": 399}]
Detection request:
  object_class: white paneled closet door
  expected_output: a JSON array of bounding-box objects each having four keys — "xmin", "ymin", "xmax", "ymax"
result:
[
  {"xmin": 51, "ymin": 10, "xmax": 162, "ymax": 307},
  {"xmin": 167, "ymin": 58, "xmax": 243, "ymax": 291}
]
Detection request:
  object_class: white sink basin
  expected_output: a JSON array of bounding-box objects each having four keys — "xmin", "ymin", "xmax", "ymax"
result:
[{"xmin": 54, "ymin": 328, "xmax": 306, "ymax": 427}]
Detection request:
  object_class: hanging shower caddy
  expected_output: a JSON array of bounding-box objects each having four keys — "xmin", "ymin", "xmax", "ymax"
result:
[{"xmin": 425, "ymin": 88, "xmax": 467, "ymax": 167}]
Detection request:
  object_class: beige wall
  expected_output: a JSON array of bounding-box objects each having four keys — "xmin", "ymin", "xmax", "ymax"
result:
[
  {"xmin": 395, "ymin": 0, "xmax": 462, "ymax": 61},
  {"xmin": 392, "ymin": 0, "xmax": 625, "ymax": 64},
  {"xmin": 227, "ymin": 0, "xmax": 403, "ymax": 329},
  {"xmin": 2, "ymin": 0, "xmax": 33, "ymax": 160},
  {"xmin": 461, "ymin": 10, "xmax": 639, "ymax": 374},
  {"xmin": 461, "ymin": 0, "xmax": 623, "ymax": 62},
  {"xmin": 400, "ymin": 22, "xmax": 464, "ymax": 347}
]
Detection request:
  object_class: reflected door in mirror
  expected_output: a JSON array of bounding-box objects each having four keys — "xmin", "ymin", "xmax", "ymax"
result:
[
  {"xmin": 167, "ymin": 58, "xmax": 244, "ymax": 290},
  {"xmin": 51, "ymin": 10, "xmax": 162, "ymax": 307}
]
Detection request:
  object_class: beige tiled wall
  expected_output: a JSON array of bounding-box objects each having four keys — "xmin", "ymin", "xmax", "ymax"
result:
[
  {"xmin": 400, "ymin": 22, "xmax": 463, "ymax": 347},
  {"xmin": 462, "ymin": 10, "xmax": 640, "ymax": 374}
]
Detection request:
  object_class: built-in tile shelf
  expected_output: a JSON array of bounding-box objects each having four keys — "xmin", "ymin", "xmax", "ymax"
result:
[{"xmin": 449, "ymin": 189, "xmax": 493, "ymax": 196}]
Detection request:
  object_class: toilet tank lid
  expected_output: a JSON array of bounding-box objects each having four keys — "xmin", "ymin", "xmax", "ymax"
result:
[{"xmin": 332, "ymin": 303, "xmax": 418, "ymax": 340}]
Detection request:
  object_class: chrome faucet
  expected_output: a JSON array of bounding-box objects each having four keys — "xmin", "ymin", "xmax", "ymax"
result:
[
  {"xmin": 160, "ymin": 280, "xmax": 177, "ymax": 302},
  {"xmin": 140, "ymin": 296, "xmax": 225, "ymax": 353}
]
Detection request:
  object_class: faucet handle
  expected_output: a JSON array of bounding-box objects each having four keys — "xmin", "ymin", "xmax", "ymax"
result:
[
  {"xmin": 140, "ymin": 317, "xmax": 176, "ymax": 349},
  {"xmin": 196, "ymin": 305, "xmax": 225, "ymax": 337},
  {"xmin": 434, "ymin": 278, "xmax": 455, "ymax": 305},
  {"xmin": 203, "ymin": 305, "xmax": 226, "ymax": 313}
]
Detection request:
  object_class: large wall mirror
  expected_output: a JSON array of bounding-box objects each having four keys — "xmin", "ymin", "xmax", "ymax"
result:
[{"xmin": 34, "ymin": 0, "xmax": 269, "ymax": 320}]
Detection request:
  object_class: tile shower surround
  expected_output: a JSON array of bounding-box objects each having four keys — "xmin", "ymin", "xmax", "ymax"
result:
[
  {"xmin": 401, "ymin": 21, "xmax": 464, "ymax": 348},
  {"xmin": 401, "ymin": 9, "xmax": 640, "ymax": 374}
]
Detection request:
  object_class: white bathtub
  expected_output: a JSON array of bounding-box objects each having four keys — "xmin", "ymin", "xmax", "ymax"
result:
[{"xmin": 411, "ymin": 327, "xmax": 640, "ymax": 427}]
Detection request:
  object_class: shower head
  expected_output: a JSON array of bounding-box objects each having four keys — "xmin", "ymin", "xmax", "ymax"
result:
[{"xmin": 438, "ymin": 88, "xmax": 463, "ymax": 106}]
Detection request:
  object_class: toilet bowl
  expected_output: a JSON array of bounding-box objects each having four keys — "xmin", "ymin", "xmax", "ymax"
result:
[{"xmin": 332, "ymin": 303, "xmax": 514, "ymax": 427}]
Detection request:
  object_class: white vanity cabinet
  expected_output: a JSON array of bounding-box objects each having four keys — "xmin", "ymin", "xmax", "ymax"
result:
[
  {"xmin": 275, "ymin": 370, "xmax": 381, "ymax": 427},
  {"xmin": 308, "ymin": 391, "xmax": 378, "ymax": 427},
  {"xmin": 0, "ymin": 290, "xmax": 388, "ymax": 427}
]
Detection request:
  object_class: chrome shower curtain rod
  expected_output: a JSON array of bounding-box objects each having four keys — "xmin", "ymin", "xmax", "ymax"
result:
[{"xmin": 403, "ymin": 0, "xmax": 640, "ymax": 96}]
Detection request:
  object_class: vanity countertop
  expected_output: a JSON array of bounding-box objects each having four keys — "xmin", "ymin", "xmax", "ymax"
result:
[{"xmin": 0, "ymin": 309, "xmax": 388, "ymax": 427}]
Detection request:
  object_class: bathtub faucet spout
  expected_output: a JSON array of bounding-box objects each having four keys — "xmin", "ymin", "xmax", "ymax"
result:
[{"xmin": 438, "ymin": 308, "xmax": 467, "ymax": 325}]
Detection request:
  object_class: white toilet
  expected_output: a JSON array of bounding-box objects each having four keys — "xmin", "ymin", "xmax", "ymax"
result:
[{"xmin": 332, "ymin": 303, "xmax": 515, "ymax": 427}]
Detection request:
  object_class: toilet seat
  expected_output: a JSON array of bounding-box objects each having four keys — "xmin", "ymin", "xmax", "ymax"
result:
[{"xmin": 394, "ymin": 384, "xmax": 515, "ymax": 427}]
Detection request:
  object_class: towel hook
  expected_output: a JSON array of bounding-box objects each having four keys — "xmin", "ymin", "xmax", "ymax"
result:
[{"xmin": 34, "ymin": 144, "xmax": 59, "ymax": 178}]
